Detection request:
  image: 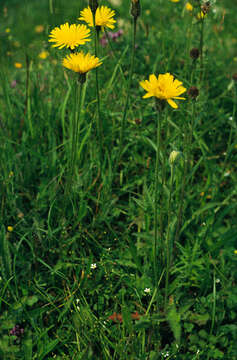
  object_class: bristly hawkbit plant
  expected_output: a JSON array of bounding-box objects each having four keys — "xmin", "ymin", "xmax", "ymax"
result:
[
  {"xmin": 140, "ymin": 73, "xmax": 186, "ymax": 310},
  {"xmin": 48, "ymin": 22, "xmax": 102, "ymax": 193}
]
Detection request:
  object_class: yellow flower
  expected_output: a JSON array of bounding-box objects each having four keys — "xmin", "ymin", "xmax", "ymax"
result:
[
  {"xmin": 35, "ymin": 25, "xmax": 44, "ymax": 33},
  {"xmin": 5, "ymin": 28, "xmax": 11, "ymax": 33},
  {"xmin": 79, "ymin": 6, "xmax": 116, "ymax": 31},
  {"xmin": 234, "ymin": 250, "xmax": 237, "ymax": 255},
  {"xmin": 38, "ymin": 51, "xmax": 49, "ymax": 59},
  {"xmin": 49, "ymin": 23, "xmax": 91, "ymax": 50},
  {"xmin": 14, "ymin": 62, "xmax": 23, "ymax": 69},
  {"xmin": 170, "ymin": 0, "xmax": 180, "ymax": 2},
  {"xmin": 140, "ymin": 73, "xmax": 186, "ymax": 109},
  {"xmin": 63, "ymin": 51, "xmax": 102, "ymax": 74},
  {"xmin": 7, "ymin": 226, "xmax": 13, "ymax": 232},
  {"xmin": 185, "ymin": 2, "xmax": 193, "ymax": 11}
]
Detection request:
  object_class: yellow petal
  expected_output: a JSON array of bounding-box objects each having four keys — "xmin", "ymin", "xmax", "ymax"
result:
[{"xmin": 167, "ymin": 98, "xmax": 178, "ymax": 108}]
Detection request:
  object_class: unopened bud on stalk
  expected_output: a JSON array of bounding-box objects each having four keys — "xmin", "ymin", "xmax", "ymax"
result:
[
  {"xmin": 201, "ymin": 2, "xmax": 211, "ymax": 15},
  {"xmin": 232, "ymin": 73, "xmax": 237, "ymax": 82},
  {"xmin": 190, "ymin": 48, "xmax": 199, "ymax": 60},
  {"xmin": 188, "ymin": 86, "xmax": 199, "ymax": 99},
  {"xmin": 131, "ymin": 0, "xmax": 141, "ymax": 20},
  {"xmin": 89, "ymin": 0, "xmax": 98, "ymax": 15},
  {"xmin": 169, "ymin": 151, "xmax": 181, "ymax": 166}
]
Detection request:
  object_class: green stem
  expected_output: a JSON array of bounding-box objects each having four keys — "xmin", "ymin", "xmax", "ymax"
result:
[
  {"xmin": 49, "ymin": 0, "xmax": 53, "ymax": 14},
  {"xmin": 199, "ymin": 17, "xmax": 205, "ymax": 81},
  {"xmin": 164, "ymin": 164, "xmax": 175, "ymax": 311},
  {"xmin": 154, "ymin": 108, "xmax": 161, "ymax": 297},
  {"xmin": 93, "ymin": 16, "xmax": 103, "ymax": 156},
  {"xmin": 67, "ymin": 79, "xmax": 83, "ymax": 194},
  {"xmin": 174, "ymin": 101, "xmax": 195, "ymax": 243},
  {"xmin": 25, "ymin": 53, "xmax": 33, "ymax": 137},
  {"xmin": 117, "ymin": 17, "xmax": 137, "ymax": 165}
]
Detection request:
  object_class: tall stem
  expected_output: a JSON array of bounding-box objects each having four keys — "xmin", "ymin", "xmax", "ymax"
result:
[
  {"xmin": 66, "ymin": 79, "xmax": 83, "ymax": 194},
  {"xmin": 164, "ymin": 164, "xmax": 174, "ymax": 311},
  {"xmin": 25, "ymin": 53, "xmax": 33, "ymax": 137},
  {"xmin": 117, "ymin": 17, "xmax": 137, "ymax": 165},
  {"xmin": 154, "ymin": 108, "xmax": 161, "ymax": 296},
  {"xmin": 92, "ymin": 16, "xmax": 103, "ymax": 156},
  {"xmin": 199, "ymin": 17, "xmax": 205, "ymax": 81},
  {"xmin": 175, "ymin": 101, "xmax": 195, "ymax": 243}
]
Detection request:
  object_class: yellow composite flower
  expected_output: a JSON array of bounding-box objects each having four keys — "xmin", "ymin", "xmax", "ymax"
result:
[
  {"xmin": 79, "ymin": 6, "xmax": 116, "ymax": 30},
  {"xmin": 35, "ymin": 25, "xmax": 44, "ymax": 33},
  {"xmin": 63, "ymin": 51, "xmax": 102, "ymax": 73},
  {"xmin": 185, "ymin": 2, "xmax": 193, "ymax": 11},
  {"xmin": 140, "ymin": 73, "xmax": 186, "ymax": 109},
  {"xmin": 38, "ymin": 51, "xmax": 49, "ymax": 59},
  {"xmin": 170, "ymin": 0, "xmax": 180, "ymax": 2},
  {"xmin": 48, "ymin": 23, "xmax": 91, "ymax": 50},
  {"xmin": 14, "ymin": 62, "xmax": 23, "ymax": 69}
]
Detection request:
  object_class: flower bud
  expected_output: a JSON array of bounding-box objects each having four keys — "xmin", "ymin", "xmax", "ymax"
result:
[
  {"xmin": 188, "ymin": 86, "xmax": 199, "ymax": 99},
  {"xmin": 190, "ymin": 48, "xmax": 199, "ymax": 60},
  {"xmin": 169, "ymin": 151, "xmax": 181, "ymax": 165},
  {"xmin": 131, "ymin": 0, "xmax": 141, "ymax": 20},
  {"xmin": 232, "ymin": 73, "xmax": 237, "ymax": 82}
]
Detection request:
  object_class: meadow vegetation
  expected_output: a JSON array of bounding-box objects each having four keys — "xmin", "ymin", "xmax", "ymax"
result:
[{"xmin": 0, "ymin": 0, "xmax": 237, "ymax": 359}]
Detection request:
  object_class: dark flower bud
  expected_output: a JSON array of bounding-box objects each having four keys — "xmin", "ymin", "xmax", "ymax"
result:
[
  {"xmin": 190, "ymin": 48, "xmax": 199, "ymax": 60},
  {"xmin": 232, "ymin": 73, "xmax": 237, "ymax": 82},
  {"xmin": 131, "ymin": 0, "xmax": 141, "ymax": 20},
  {"xmin": 201, "ymin": 2, "xmax": 211, "ymax": 15},
  {"xmin": 89, "ymin": 0, "xmax": 98, "ymax": 15},
  {"xmin": 188, "ymin": 86, "xmax": 199, "ymax": 99}
]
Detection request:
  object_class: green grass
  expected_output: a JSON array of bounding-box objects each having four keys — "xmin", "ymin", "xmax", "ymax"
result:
[{"xmin": 0, "ymin": 0, "xmax": 237, "ymax": 359}]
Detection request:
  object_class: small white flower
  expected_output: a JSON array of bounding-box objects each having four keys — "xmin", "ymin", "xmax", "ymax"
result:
[
  {"xmin": 90, "ymin": 263, "xmax": 97, "ymax": 270},
  {"xmin": 76, "ymin": 298, "xmax": 80, "ymax": 304},
  {"xmin": 144, "ymin": 288, "xmax": 151, "ymax": 294},
  {"xmin": 216, "ymin": 278, "xmax": 220, "ymax": 283},
  {"xmin": 229, "ymin": 116, "xmax": 233, "ymax": 121}
]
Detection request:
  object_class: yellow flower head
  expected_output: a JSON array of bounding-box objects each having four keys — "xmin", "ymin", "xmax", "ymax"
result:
[
  {"xmin": 7, "ymin": 226, "xmax": 14, "ymax": 232},
  {"xmin": 79, "ymin": 6, "xmax": 116, "ymax": 31},
  {"xmin": 48, "ymin": 23, "xmax": 91, "ymax": 50},
  {"xmin": 170, "ymin": 0, "xmax": 180, "ymax": 2},
  {"xmin": 38, "ymin": 51, "xmax": 49, "ymax": 60},
  {"xmin": 63, "ymin": 51, "xmax": 102, "ymax": 74},
  {"xmin": 35, "ymin": 25, "xmax": 44, "ymax": 33},
  {"xmin": 14, "ymin": 62, "xmax": 22, "ymax": 69},
  {"xmin": 185, "ymin": 2, "xmax": 193, "ymax": 11},
  {"xmin": 140, "ymin": 73, "xmax": 186, "ymax": 109}
]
